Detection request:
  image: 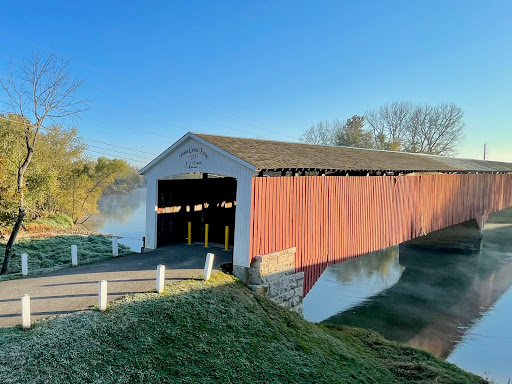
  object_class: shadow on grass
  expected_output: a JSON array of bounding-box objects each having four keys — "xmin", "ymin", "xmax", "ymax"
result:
[
  {"xmin": 1, "ymin": 244, "xmax": 233, "ymax": 285},
  {"xmin": 41, "ymin": 278, "xmax": 159, "ymax": 287},
  {"xmin": 0, "ymin": 244, "xmax": 232, "ymax": 328},
  {"xmin": 0, "ymin": 235, "xmax": 134, "ymax": 282},
  {"xmin": 0, "ymin": 291, "xmax": 143, "ymax": 304}
]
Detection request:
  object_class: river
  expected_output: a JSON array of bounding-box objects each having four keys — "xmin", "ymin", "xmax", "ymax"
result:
[
  {"xmin": 77, "ymin": 187, "xmax": 146, "ymax": 252},
  {"xmin": 304, "ymin": 207, "xmax": 512, "ymax": 383},
  {"xmin": 87, "ymin": 188, "xmax": 511, "ymax": 382}
]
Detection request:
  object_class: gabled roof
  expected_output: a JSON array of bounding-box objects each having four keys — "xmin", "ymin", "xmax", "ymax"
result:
[
  {"xmin": 139, "ymin": 132, "xmax": 257, "ymax": 175},
  {"xmin": 140, "ymin": 132, "xmax": 512, "ymax": 175},
  {"xmin": 193, "ymin": 133, "xmax": 512, "ymax": 173}
]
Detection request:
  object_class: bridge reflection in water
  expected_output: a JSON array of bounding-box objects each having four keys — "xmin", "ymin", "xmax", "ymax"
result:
[
  {"xmin": 303, "ymin": 246, "xmax": 404, "ymax": 323},
  {"xmin": 304, "ymin": 207, "xmax": 512, "ymax": 380}
]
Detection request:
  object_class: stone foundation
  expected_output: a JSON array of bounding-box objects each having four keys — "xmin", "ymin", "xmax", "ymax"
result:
[
  {"xmin": 247, "ymin": 247, "xmax": 304, "ymax": 315},
  {"xmin": 404, "ymin": 218, "xmax": 483, "ymax": 253},
  {"xmin": 233, "ymin": 265, "xmax": 249, "ymax": 283}
]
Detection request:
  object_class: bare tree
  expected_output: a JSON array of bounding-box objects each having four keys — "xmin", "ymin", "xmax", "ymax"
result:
[
  {"xmin": 365, "ymin": 102, "xmax": 464, "ymax": 155},
  {"xmin": 418, "ymin": 103, "xmax": 465, "ymax": 156},
  {"xmin": 365, "ymin": 102, "xmax": 413, "ymax": 151},
  {"xmin": 0, "ymin": 51, "xmax": 88, "ymax": 274},
  {"xmin": 302, "ymin": 102, "xmax": 464, "ymax": 156},
  {"xmin": 405, "ymin": 105, "xmax": 428, "ymax": 152},
  {"xmin": 300, "ymin": 120, "xmax": 342, "ymax": 146}
]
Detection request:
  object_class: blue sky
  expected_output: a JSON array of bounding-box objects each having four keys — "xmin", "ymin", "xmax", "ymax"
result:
[{"xmin": 1, "ymin": 0, "xmax": 511, "ymax": 166}]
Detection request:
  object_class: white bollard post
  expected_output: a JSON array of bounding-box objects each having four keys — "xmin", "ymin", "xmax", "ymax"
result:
[
  {"xmin": 21, "ymin": 253, "xmax": 28, "ymax": 276},
  {"xmin": 98, "ymin": 280, "xmax": 107, "ymax": 311},
  {"xmin": 71, "ymin": 244, "xmax": 78, "ymax": 266},
  {"xmin": 112, "ymin": 237, "xmax": 118, "ymax": 257},
  {"xmin": 21, "ymin": 294, "xmax": 31, "ymax": 329},
  {"xmin": 203, "ymin": 253, "xmax": 215, "ymax": 281},
  {"xmin": 156, "ymin": 264, "xmax": 165, "ymax": 293}
]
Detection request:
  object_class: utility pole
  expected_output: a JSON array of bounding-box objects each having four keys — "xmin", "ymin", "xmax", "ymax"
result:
[{"xmin": 483, "ymin": 143, "xmax": 487, "ymax": 160}]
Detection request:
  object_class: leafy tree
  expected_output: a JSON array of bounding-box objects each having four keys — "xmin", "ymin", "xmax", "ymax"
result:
[
  {"xmin": 0, "ymin": 119, "xmax": 140, "ymax": 228},
  {"xmin": 65, "ymin": 157, "xmax": 132, "ymax": 224},
  {"xmin": 0, "ymin": 114, "xmax": 28, "ymax": 226},
  {"xmin": 26, "ymin": 125, "xmax": 86, "ymax": 214},
  {"xmin": 335, "ymin": 115, "xmax": 373, "ymax": 148},
  {"xmin": 102, "ymin": 166, "xmax": 144, "ymax": 195},
  {"xmin": 0, "ymin": 51, "xmax": 88, "ymax": 274}
]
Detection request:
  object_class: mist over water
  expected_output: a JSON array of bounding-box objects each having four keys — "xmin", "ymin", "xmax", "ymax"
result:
[
  {"xmin": 78, "ymin": 188, "xmax": 146, "ymax": 252},
  {"xmin": 305, "ymin": 208, "xmax": 512, "ymax": 383}
]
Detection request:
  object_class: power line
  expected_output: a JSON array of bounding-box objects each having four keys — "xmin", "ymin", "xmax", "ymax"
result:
[
  {"xmin": 0, "ymin": 28, "xmax": 299, "ymax": 141},
  {"xmin": 85, "ymin": 144, "xmax": 153, "ymax": 161},
  {"xmin": 0, "ymin": 114, "xmax": 159, "ymax": 159},
  {"xmin": 86, "ymin": 76, "xmax": 298, "ymax": 141},
  {"xmin": 83, "ymin": 116, "xmax": 177, "ymax": 139},
  {"xmin": 3, "ymin": 92, "xmax": 260, "ymax": 144},
  {"xmin": 81, "ymin": 138, "xmax": 159, "ymax": 156},
  {"xmin": 86, "ymin": 83, "xmax": 268, "ymax": 138},
  {"xmin": 0, "ymin": 115, "xmax": 152, "ymax": 165},
  {"xmin": 1, "ymin": 30, "xmax": 269, "ymax": 139},
  {"xmin": 84, "ymin": 149, "xmax": 148, "ymax": 164}
]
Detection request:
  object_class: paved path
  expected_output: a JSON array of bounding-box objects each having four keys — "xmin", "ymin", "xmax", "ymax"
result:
[{"xmin": 0, "ymin": 244, "xmax": 232, "ymax": 328}]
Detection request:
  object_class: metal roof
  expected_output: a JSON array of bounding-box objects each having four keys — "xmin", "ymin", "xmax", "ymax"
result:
[{"xmin": 194, "ymin": 133, "xmax": 512, "ymax": 173}]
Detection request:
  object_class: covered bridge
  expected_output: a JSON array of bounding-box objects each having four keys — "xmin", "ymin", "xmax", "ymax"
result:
[{"xmin": 140, "ymin": 133, "xmax": 512, "ymax": 296}]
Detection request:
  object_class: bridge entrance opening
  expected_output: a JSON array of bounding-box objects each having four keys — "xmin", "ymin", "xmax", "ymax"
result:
[{"xmin": 156, "ymin": 176, "xmax": 237, "ymax": 249}]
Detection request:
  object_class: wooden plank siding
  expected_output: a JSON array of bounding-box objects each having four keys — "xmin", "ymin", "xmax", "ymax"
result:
[{"xmin": 249, "ymin": 174, "xmax": 512, "ymax": 296}]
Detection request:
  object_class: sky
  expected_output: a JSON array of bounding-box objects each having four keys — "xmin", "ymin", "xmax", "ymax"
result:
[{"xmin": 0, "ymin": 0, "xmax": 511, "ymax": 166}]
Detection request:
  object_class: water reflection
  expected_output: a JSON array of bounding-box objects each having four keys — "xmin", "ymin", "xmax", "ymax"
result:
[
  {"xmin": 78, "ymin": 188, "xmax": 146, "ymax": 251},
  {"xmin": 305, "ymin": 207, "xmax": 512, "ymax": 382},
  {"xmin": 303, "ymin": 246, "xmax": 404, "ymax": 323}
]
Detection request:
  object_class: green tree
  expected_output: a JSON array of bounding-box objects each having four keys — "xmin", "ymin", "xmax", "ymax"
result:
[
  {"xmin": 65, "ymin": 157, "xmax": 132, "ymax": 224},
  {"xmin": 335, "ymin": 115, "xmax": 373, "ymax": 148},
  {"xmin": 102, "ymin": 165, "xmax": 144, "ymax": 195},
  {"xmin": 25, "ymin": 125, "xmax": 86, "ymax": 214},
  {"xmin": 0, "ymin": 117, "xmax": 142, "ymax": 229},
  {"xmin": 0, "ymin": 114, "xmax": 28, "ymax": 227}
]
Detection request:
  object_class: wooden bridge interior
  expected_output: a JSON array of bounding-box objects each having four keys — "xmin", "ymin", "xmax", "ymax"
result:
[{"xmin": 157, "ymin": 177, "xmax": 237, "ymax": 247}]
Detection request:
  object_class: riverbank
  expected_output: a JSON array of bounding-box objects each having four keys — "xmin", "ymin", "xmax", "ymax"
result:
[
  {"xmin": 0, "ymin": 213, "xmax": 83, "ymax": 241},
  {"xmin": 0, "ymin": 273, "xmax": 487, "ymax": 383},
  {"xmin": 0, "ymin": 235, "xmax": 133, "ymax": 281}
]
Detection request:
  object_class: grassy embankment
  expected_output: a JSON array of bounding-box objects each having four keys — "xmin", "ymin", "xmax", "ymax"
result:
[
  {"xmin": 0, "ymin": 213, "xmax": 74, "ymax": 235},
  {"xmin": 0, "ymin": 235, "xmax": 133, "ymax": 281},
  {"xmin": 0, "ymin": 273, "xmax": 486, "ymax": 384}
]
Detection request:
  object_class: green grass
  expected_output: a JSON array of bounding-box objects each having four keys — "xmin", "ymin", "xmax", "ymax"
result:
[
  {"xmin": 0, "ymin": 235, "xmax": 133, "ymax": 281},
  {"xmin": 0, "ymin": 213, "xmax": 75, "ymax": 231},
  {"xmin": 0, "ymin": 273, "xmax": 487, "ymax": 384},
  {"xmin": 35, "ymin": 213, "xmax": 74, "ymax": 229}
]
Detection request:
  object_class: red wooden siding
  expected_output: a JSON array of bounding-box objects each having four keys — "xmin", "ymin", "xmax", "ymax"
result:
[{"xmin": 249, "ymin": 174, "xmax": 512, "ymax": 296}]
